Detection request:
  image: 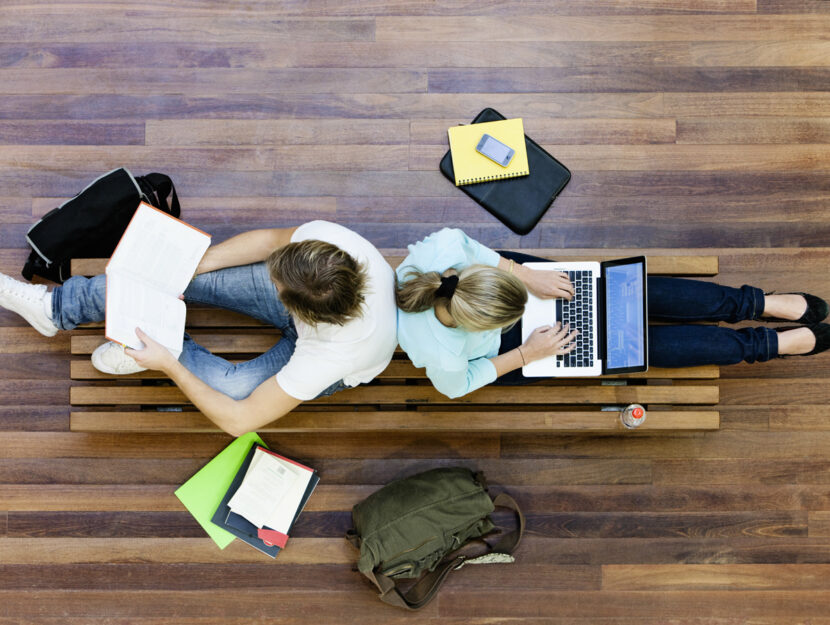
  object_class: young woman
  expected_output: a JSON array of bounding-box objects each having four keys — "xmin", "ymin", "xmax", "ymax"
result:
[{"xmin": 395, "ymin": 228, "xmax": 829, "ymax": 399}]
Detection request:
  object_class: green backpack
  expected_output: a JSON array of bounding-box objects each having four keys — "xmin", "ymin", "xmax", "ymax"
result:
[{"xmin": 346, "ymin": 467, "xmax": 524, "ymax": 610}]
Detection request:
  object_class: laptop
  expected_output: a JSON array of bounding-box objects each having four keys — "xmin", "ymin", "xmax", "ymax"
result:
[{"xmin": 521, "ymin": 256, "xmax": 648, "ymax": 377}]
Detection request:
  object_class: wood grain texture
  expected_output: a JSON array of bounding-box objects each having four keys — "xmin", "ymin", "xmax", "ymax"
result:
[{"xmin": 2, "ymin": 0, "xmax": 830, "ymax": 622}]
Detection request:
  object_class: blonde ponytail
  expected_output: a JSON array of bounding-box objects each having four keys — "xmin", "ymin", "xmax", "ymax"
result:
[{"xmin": 396, "ymin": 264, "xmax": 527, "ymax": 331}]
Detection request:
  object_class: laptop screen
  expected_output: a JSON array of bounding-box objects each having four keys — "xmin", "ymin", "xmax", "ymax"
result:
[{"xmin": 604, "ymin": 259, "xmax": 646, "ymax": 371}]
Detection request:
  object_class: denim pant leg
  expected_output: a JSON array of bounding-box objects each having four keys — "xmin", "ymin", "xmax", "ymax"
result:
[
  {"xmin": 181, "ymin": 263, "xmax": 347, "ymax": 400},
  {"xmin": 51, "ymin": 274, "xmax": 107, "ymax": 329},
  {"xmin": 647, "ymin": 277, "xmax": 778, "ymax": 367}
]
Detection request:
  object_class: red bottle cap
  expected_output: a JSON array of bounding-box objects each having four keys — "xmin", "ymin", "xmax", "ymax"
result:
[{"xmin": 632, "ymin": 407, "xmax": 644, "ymax": 419}]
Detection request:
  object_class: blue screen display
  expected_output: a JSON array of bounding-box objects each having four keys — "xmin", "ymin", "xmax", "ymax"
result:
[{"xmin": 605, "ymin": 263, "xmax": 645, "ymax": 369}]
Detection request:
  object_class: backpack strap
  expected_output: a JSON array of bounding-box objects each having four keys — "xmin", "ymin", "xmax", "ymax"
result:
[
  {"xmin": 366, "ymin": 492, "xmax": 525, "ymax": 611},
  {"xmin": 140, "ymin": 173, "xmax": 181, "ymax": 217}
]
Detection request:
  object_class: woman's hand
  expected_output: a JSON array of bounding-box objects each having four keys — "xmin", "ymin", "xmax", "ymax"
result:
[
  {"xmin": 516, "ymin": 266, "xmax": 574, "ymax": 300},
  {"xmin": 521, "ymin": 323, "xmax": 579, "ymax": 363},
  {"xmin": 125, "ymin": 327, "xmax": 179, "ymax": 373}
]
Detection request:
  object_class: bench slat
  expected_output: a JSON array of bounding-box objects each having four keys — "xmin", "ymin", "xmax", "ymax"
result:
[
  {"xmin": 71, "ymin": 254, "xmax": 718, "ymax": 278},
  {"xmin": 70, "ymin": 384, "xmax": 719, "ymax": 406},
  {"xmin": 69, "ymin": 359, "xmax": 719, "ymax": 381},
  {"xmin": 70, "ymin": 410, "xmax": 720, "ymax": 433}
]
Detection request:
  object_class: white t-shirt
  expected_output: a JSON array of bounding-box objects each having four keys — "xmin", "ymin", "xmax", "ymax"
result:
[{"xmin": 275, "ymin": 221, "xmax": 397, "ymax": 400}]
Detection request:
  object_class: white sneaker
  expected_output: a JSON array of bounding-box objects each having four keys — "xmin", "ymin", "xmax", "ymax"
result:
[
  {"xmin": 0, "ymin": 272, "xmax": 59, "ymax": 337},
  {"xmin": 91, "ymin": 342, "xmax": 147, "ymax": 375}
]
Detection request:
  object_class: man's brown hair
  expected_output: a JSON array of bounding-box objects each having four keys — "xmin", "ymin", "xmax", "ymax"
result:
[{"xmin": 267, "ymin": 239, "xmax": 367, "ymax": 326}]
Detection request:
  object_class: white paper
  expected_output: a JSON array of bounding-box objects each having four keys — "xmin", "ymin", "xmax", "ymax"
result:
[
  {"xmin": 105, "ymin": 203, "xmax": 210, "ymax": 355},
  {"xmin": 228, "ymin": 448, "xmax": 314, "ymax": 532}
]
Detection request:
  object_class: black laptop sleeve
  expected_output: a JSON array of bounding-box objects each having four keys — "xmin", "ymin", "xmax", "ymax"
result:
[{"xmin": 440, "ymin": 108, "xmax": 571, "ymax": 236}]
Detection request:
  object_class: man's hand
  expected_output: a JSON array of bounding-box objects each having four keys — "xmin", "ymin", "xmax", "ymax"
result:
[
  {"xmin": 518, "ymin": 266, "xmax": 575, "ymax": 300},
  {"xmin": 125, "ymin": 328, "xmax": 178, "ymax": 372}
]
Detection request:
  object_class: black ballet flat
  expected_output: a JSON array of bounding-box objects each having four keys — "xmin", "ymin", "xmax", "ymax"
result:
[
  {"xmin": 778, "ymin": 323, "xmax": 830, "ymax": 357},
  {"xmin": 804, "ymin": 323, "xmax": 830, "ymax": 356},
  {"xmin": 764, "ymin": 292, "xmax": 828, "ymax": 324}
]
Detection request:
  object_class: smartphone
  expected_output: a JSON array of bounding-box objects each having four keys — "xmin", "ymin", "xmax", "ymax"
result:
[{"xmin": 475, "ymin": 133, "xmax": 515, "ymax": 167}]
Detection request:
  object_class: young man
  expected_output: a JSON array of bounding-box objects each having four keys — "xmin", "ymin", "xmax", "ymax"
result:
[{"xmin": 0, "ymin": 221, "xmax": 397, "ymax": 436}]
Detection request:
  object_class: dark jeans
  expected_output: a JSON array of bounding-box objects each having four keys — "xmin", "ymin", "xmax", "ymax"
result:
[{"xmin": 495, "ymin": 251, "xmax": 777, "ymax": 384}]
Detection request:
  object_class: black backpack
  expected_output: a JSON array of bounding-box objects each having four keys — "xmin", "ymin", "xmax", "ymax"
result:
[{"xmin": 22, "ymin": 168, "xmax": 181, "ymax": 283}]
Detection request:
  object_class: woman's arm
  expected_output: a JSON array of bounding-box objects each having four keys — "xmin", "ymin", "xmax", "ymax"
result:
[
  {"xmin": 196, "ymin": 227, "xmax": 298, "ymax": 275},
  {"xmin": 490, "ymin": 323, "xmax": 579, "ymax": 377},
  {"xmin": 127, "ymin": 329, "xmax": 301, "ymax": 437},
  {"xmin": 497, "ymin": 256, "xmax": 574, "ymax": 300}
]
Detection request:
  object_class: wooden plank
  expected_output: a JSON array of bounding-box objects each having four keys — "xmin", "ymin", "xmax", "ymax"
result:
[
  {"xmin": 809, "ymin": 512, "xmax": 830, "ymax": 537},
  {"xmin": 377, "ymin": 15, "xmax": 830, "ymax": 42},
  {"xmin": 34, "ymin": 195, "xmax": 338, "ymax": 220},
  {"xmin": 0, "ymin": 537, "xmax": 352, "ymax": 564},
  {"xmin": 664, "ymin": 92, "xmax": 830, "ymax": 117},
  {"xmin": 678, "ymin": 117, "xmax": 830, "ymax": 144},
  {"xmin": 429, "ymin": 67, "xmax": 830, "ymax": 94},
  {"xmin": 69, "ymin": 359, "xmax": 721, "ymax": 380},
  {"xmin": 0, "ymin": 145, "xmax": 411, "ymax": 172},
  {"xmin": 411, "ymin": 144, "xmax": 830, "ymax": 172},
  {"xmin": 412, "ymin": 118, "xmax": 678, "ymax": 144},
  {"xmin": 686, "ymin": 40, "xmax": 830, "ymax": 67},
  {"xmin": 502, "ymin": 431, "xmax": 830, "ymax": 461},
  {"xmin": 0, "ymin": 121, "xmax": 144, "ymax": 145},
  {"xmin": 603, "ymin": 563, "xmax": 830, "ymax": 590},
  {"xmin": 71, "ymin": 253, "xmax": 719, "ymax": 277},
  {"xmin": 0, "ymin": 69, "xmax": 426, "ymax": 96},
  {"xmin": 653, "ymin": 458, "xmax": 830, "ymax": 485},
  {"xmin": 438, "ymin": 590, "xmax": 830, "ymax": 619},
  {"xmin": 0, "ymin": 92, "xmax": 666, "ymax": 122},
  {"xmin": 68, "ymin": 410, "xmax": 720, "ymax": 433},
  {"xmin": 0, "ymin": 14, "xmax": 376, "ymax": 44},
  {"xmin": 0, "ymin": 431, "xmax": 501, "ymax": 460},
  {"xmin": 145, "ymin": 119, "xmax": 411, "ymax": 146},
  {"xmin": 0, "ymin": 0, "xmax": 759, "ymax": 16},
  {"xmin": 69, "ymin": 384, "xmax": 720, "ymax": 406}
]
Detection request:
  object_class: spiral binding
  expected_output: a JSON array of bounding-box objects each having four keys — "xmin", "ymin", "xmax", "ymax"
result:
[{"xmin": 458, "ymin": 170, "xmax": 529, "ymax": 186}]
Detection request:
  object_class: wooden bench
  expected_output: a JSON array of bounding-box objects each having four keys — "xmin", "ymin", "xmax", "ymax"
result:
[{"xmin": 68, "ymin": 252, "xmax": 721, "ymax": 434}]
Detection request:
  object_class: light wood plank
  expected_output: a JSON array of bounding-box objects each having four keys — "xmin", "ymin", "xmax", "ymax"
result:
[
  {"xmin": 71, "ymin": 253, "xmax": 718, "ymax": 277},
  {"xmin": 411, "ymin": 144, "xmax": 830, "ymax": 172},
  {"xmin": 603, "ymin": 564, "xmax": 830, "ymax": 590},
  {"xmin": 412, "ymin": 118, "xmax": 677, "ymax": 145},
  {"xmin": 69, "ymin": 410, "xmax": 720, "ymax": 433},
  {"xmin": 377, "ymin": 15, "xmax": 830, "ymax": 42},
  {"xmin": 0, "ymin": 145, "xmax": 410, "ymax": 172},
  {"xmin": 69, "ymin": 359, "xmax": 721, "ymax": 380},
  {"xmin": 678, "ymin": 117, "xmax": 830, "ymax": 144},
  {"xmin": 145, "ymin": 118, "xmax": 411, "ymax": 146},
  {"xmin": 69, "ymin": 384, "xmax": 720, "ymax": 406}
]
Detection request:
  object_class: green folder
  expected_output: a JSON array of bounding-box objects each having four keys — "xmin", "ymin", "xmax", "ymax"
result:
[{"xmin": 175, "ymin": 431, "xmax": 266, "ymax": 548}]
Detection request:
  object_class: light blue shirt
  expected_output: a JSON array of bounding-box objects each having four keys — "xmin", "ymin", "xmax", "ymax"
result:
[{"xmin": 396, "ymin": 228, "xmax": 502, "ymax": 399}]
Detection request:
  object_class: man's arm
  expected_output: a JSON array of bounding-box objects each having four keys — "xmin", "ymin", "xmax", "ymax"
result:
[
  {"xmin": 196, "ymin": 227, "xmax": 298, "ymax": 275},
  {"xmin": 127, "ymin": 329, "xmax": 301, "ymax": 437}
]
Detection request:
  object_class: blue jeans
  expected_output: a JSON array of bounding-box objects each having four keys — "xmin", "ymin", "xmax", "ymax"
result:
[
  {"xmin": 495, "ymin": 251, "xmax": 778, "ymax": 383},
  {"xmin": 52, "ymin": 263, "xmax": 347, "ymax": 400}
]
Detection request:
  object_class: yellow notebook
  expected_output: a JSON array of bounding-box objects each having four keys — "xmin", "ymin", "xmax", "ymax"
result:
[{"xmin": 447, "ymin": 118, "xmax": 529, "ymax": 186}]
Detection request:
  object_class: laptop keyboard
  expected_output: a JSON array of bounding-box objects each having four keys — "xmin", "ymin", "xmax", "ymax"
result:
[{"xmin": 555, "ymin": 270, "xmax": 595, "ymax": 368}]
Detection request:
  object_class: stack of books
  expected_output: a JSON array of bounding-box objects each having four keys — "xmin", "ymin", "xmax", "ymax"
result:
[{"xmin": 175, "ymin": 433, "xmax": 319, "ymax": 558}]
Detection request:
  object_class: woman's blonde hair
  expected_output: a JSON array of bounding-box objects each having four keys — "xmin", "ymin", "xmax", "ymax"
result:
[
  {"xmin": 396, "ymin": 264, "xmax": 527, "ymax": 331},
  {"xmin": 267, "ymin": 239, "xmax": 367, "ymax": 326}
]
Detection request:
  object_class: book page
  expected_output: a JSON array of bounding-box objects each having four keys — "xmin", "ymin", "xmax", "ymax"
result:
[
  {"xmin": 105, "ymin": 273, "xmax": 187, "ymax": 357},
  {"xmin": 107, "ymin": 202, "xmax": 211, "ymax": 297},
  {"xmin": 228, "ymin": 448, "xmax": 301, "ymax": 529},
  {"xmin": 263, "ymin": 457, "xmax": 314, "ymax": 533}
]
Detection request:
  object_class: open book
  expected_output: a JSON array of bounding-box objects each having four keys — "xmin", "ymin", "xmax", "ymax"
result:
[
  {"xmin": 105, "ymin": 202, "xmax": 211, "ymax": 358},
  {"xmin": 227, "ymin": 446, "xmax": 316, "ymax": 545}
]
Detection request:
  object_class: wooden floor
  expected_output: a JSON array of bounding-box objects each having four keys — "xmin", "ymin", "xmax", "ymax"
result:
[{"xmin": 1, "ymin": 1, "xmax": 830, "ymax": 622}]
